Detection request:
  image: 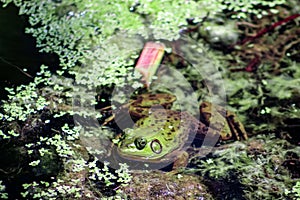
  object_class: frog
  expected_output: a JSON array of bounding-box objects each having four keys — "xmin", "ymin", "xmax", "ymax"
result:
[{"xmin": 108, "ymin": 93, "xmax": 248, "ymax": 170}]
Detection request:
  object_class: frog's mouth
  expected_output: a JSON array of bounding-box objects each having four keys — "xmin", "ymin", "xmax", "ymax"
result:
[
  {"xmin": 115, "ymin": 145, "xmax": 182, "ymax": 167},
  {"xmin": 106, "ymin": 144, "xmax": 178, "ymax": 170},
  {"xmin": 116, "ymin": 134, "xmax": 191, "ymax": 166}
]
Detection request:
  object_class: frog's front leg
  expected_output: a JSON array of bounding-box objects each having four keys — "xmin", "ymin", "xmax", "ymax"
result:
[
  {"xmin": 165, "ymin": 151, "xmax": 189, "ymax": 175},
  {"xmin": 172, "ymin": 151, "xmax": 189, "ymax": 170}
]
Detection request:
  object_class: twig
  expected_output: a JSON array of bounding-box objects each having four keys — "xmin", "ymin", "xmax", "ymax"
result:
[
  {"xmin": 238, "ymin": 14, "xmax": 300, "ymax": 46},
  {"xmin": 0, "ymin": 56, "xmax": 34, "ymax": 79}
]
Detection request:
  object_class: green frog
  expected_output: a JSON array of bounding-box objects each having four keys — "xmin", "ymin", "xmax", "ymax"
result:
[{"xmin": 108, "ymin": 93, "xmax": 247, "ymax": 170}]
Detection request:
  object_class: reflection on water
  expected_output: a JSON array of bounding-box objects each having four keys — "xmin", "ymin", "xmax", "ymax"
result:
[{"xmin": 0, "ymin": 3, "xmax": 59, "ymax": 99}]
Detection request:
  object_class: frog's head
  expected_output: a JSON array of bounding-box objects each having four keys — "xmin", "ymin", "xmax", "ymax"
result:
[
  {"xmin": 116, "ymin": 109, "xmax": 193, "ymax": 162},
  {"xmin": 117, "ymin": 127, "xmax": 168, "ymax": 160}
]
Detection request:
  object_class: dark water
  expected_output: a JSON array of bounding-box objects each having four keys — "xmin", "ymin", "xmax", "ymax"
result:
[{"xmin": 0, "ymin": 3, "xmax": 59, "ymax": 99}]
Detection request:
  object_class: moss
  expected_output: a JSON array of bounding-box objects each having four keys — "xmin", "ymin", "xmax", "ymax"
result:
[
  {"xmin": 190, "ymin": 134, "xmax": 300, "ymax": 199},
  {"xmin": 118, "ymin": 170, "xmax": 213, "ymax": 199}
]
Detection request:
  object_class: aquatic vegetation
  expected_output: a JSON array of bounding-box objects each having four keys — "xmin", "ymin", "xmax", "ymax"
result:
[
  {"xmin": 20, "ymin": 158, "xmax": 131, "ymax": 199},
  {"xmin": 286, "ymin": 181, "xmax": 300, "ymax": 199},
  {"xmin": 0, "ymin": 180, "xmax": 8, "ymax": 199},
  {"xmin": 0, "ymin": 0, "xmax": 299, "ymax": 199},
  {"xmin": 219, "ymin": 0, "xmax": 286, "ymax": 19},
  {"xmin": 225, "ymin": 58, "xmax": 300, "ymax": 135},
  {"xmin": 192, "ymin": 134, "xmax": 300, "ymax": 199}
]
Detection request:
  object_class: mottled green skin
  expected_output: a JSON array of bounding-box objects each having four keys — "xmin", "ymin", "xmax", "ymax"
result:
[
  {"xmin": 128, "ymin": 93, "xmax": 176, "ymax": 119},
  {"xmin": 116, "ymin": 93, "xmax": 247, "ymax": 165},
  {"xmin": 117, "ymin": 109, "xmax": 207, "ymax": 163}
]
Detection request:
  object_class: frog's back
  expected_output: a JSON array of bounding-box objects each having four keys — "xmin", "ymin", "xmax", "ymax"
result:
[{"xmin": 135, "ymin": 109, "xmax": 205, "ymax": 149}]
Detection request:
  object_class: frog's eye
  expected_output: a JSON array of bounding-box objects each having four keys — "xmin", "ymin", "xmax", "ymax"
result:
[
  {"xmin": 150, "ymin": 139, "xmax": 162, "ymax": 154},
  {"xmin": 134, "ymin": 137, "xmax": 147, "ymax": 150}
]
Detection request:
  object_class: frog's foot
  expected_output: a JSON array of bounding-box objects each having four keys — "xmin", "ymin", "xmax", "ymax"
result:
[
  {"xmin": 226, "ymin": 111, "xmax": 248, "ymax": 140},
  {"xmin": 200, "ymin": 102, "xmax": 248, "ymax": 141}
]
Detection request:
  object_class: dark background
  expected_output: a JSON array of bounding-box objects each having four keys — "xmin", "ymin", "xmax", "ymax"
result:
[{"xmin": 0, "ymin": 3, "xmax": 58, "ymax": 99}]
